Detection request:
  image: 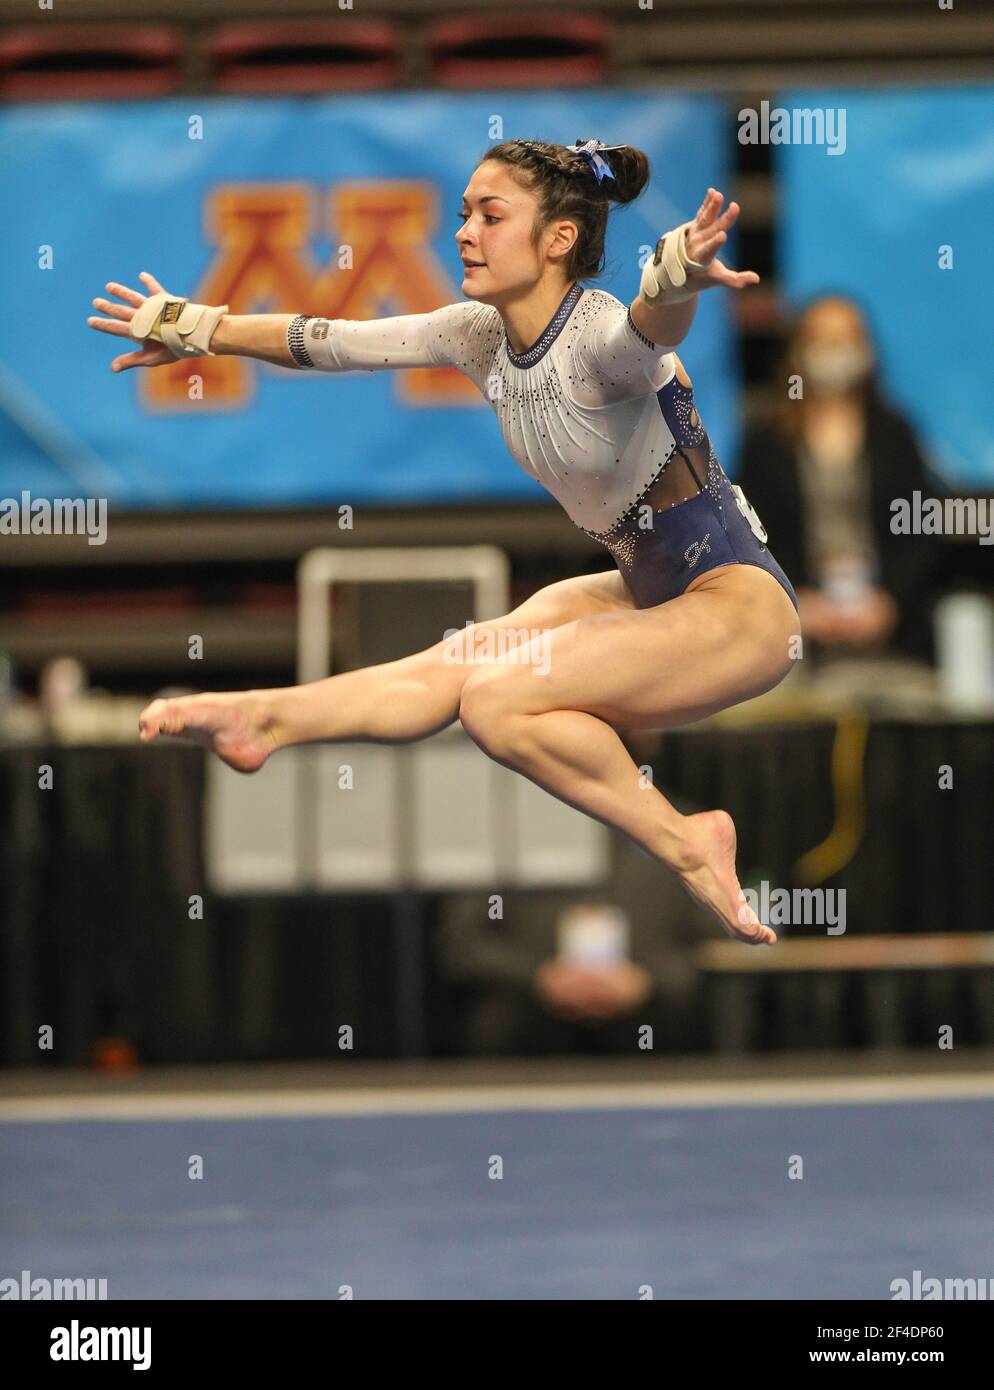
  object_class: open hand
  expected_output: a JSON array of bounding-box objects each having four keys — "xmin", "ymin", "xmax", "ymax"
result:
[
  {"xmin": 87, "ymin": 270, "xmax": 177, "ymax": 372},
  {"xmin": 683, "ymin": 188, "xmax": 760, "ymax": 293}
]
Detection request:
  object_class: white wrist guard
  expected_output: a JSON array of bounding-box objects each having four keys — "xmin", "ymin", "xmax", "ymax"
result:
[
  {"xmin": 129, "ymin": 291, "xmax": 229, "ymax": 358},
  {"xmin": 638, "ymin": 221, "xmax": 709, "ymax": 306}
]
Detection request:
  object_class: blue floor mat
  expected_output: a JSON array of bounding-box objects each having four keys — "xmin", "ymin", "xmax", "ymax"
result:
[{"xmin": 2, "ymin": 1099, "xmax": 992, "ymax": 1299}]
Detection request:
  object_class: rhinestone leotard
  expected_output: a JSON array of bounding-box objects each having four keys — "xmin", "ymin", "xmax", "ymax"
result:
[{"xmin": 288, "ymin": 283, "xmax": 798, "ymax": 611}]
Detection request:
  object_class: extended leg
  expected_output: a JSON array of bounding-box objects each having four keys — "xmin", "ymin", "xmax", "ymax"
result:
[{"xmin": 137, "ymin": 569, "xmax": 635, "ymax": 771}]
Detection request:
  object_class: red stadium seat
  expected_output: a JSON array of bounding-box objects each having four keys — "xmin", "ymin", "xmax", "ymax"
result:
[
  {"xmin": 426, "ymin": 15, "xmax": 611, "ymax": 89},
  {"xmin": 0, "ymin": 24, "xmax": 183, "ymax": 101},
  {"xmin": 205, "ymin": 20, "xmax": 401, "ymax": 95}
]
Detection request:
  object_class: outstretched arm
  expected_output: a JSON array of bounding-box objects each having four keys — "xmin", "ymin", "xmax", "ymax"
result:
[
  {"xmin": 89, "ymin": 272, "xmax": 484, "ymax": 377},
  {"xmin": 88, "ymin": 271, "xmax": 296, "ymax": 371},
  {"xmin": 212, "ymin": 314, "xmax": 295, "ymax": 367},
  {"xmin": 630, "ymin": 187, "xmax": 760, "ymax": 348}
]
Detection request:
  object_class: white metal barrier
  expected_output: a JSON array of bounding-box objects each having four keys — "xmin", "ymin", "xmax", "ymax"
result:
[
  {"xmin": 297, "ymin": 544, "xmax": 511, "ymax": 685},
  {"xmin": 206, "ymin": 545, "xmax": 610, "ymax": 894}
]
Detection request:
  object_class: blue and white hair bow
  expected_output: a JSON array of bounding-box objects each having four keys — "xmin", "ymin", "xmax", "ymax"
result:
[{"xmin": 567, "ymin": 138, "xmax": 627, "ymax": 184}]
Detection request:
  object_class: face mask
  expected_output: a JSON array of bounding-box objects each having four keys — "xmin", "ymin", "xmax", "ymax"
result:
[{"xmin": 800, "ymin": 342, "xmax": 873, "ymax": 394}]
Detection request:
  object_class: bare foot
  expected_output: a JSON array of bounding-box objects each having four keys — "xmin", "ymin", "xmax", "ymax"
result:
[
  {"xmin": 675, "ymin": 809, "xmax": 777, "ymax": 946},
  {"xmin": 137, "ymin": 691, "xmax": 278, "ymax": 773}
]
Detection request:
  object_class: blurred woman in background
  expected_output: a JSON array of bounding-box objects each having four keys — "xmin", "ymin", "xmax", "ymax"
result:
[{"xmin": 738, "ymin": 293, "xmax": 939, "ymax": 665}]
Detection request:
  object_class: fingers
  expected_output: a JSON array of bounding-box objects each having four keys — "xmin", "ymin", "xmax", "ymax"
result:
[
  {"xmin": 87, "ymin": 315, "xmax": 132, "ymax": 337},
  {"xmin": 688, "ymin": 190, "xmax": 746, "ymax": 270},
  {"xmin": 695, "ymin": 190, "xmax": 741, "ymax": 234},
  {"xmin": 104, "ymin": 279, "xmax": 145, "ymax": 308},
  {"xmin": 138, "ymin": 270, "xmax": 167, "ymax": 295},
  {"xmin": 110, "ymin": 345, "xmax": 173, "ymax": 372},
  {"xmin": 694, "ymin": 209, "xmax": 740, "ymax": 251},
  {"xmin": 695, "ymin": 188, "xmax": 720, "ymax": 226},
  {"xmin": 696, "ymin": 227, "xmax": 728, "ymax": 256},
  {"xmin": 92, "ymin": 275, "xmax": 174, "ymax": 368},
  {"xmin": 88, "ymin": 282, "xmax": 140, "ymax": 336},
  {"xmin": 711, "ymin": 260, "xmax": 760, "ymax": 288},
  {"xmin": 90, "ymin": 295, "xmax": 134, "ymax": 323},
  {"xmin": 104, "ymin": 272, "xmax": 170, "ymax": 306},
  {"xmin": 110, "ymin": 350, "xmax": 146, "ymax": 373},
  {"xmin": 717, "ymin": 198, "xmax": 740, "ymax": 230},
  {"xmin": 690, "ymin": 261, "xmax": 761, "ymax": 292}
]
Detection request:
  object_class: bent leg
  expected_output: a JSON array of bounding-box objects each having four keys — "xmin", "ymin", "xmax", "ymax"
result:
[
  {"xmin": 457, "ymin": 566, "xmax": 799, "ymax": 943},
  {"xmin": 137, "ymin": 567, "xmax": 635, "ymax": 770},
  {"xmin": 267, "ymin": 567, "xmax": 634, "ymax": 746}
]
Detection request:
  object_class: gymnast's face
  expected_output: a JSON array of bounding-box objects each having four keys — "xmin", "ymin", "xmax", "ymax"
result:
[{"xmin": 456, "ymin": 160, "xmax": 578, "ymax": 304}]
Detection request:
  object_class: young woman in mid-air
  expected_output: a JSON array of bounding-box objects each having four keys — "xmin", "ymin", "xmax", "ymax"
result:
[{"xmin": 87, "ymin": 137, "xmax": 800, "ymax": 946}]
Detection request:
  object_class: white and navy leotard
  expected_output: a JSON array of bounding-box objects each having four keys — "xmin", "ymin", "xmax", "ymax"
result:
[{"xmin": 286, "ymin": 282, "xmax": 798, "ymax": 611}]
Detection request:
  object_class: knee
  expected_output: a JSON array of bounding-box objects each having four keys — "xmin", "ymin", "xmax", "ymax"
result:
[
  {"xmin": 458, "ymin": 668, "xmax": 529, "ymax": 761},
  {"xmin": 749, "ymin": 620, "xmax": 799, "ymax": 698}
]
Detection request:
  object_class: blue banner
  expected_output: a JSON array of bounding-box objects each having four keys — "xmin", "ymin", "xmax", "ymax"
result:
[
  {"xmin": 0, "ymin": 92, "xmax": 734, "ymax": 510},
  {"xmin": 776, "ymin": 84, "xmax": 994, "ymax": 486}
]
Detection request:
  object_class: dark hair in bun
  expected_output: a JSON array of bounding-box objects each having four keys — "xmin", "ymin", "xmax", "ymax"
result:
[{"xmin": 477, "ymin": 139, "xmax": 651, "ymax": 282}]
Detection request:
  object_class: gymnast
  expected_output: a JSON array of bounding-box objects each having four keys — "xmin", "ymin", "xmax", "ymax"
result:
[{"xmin": 87, "ymin": 137, "xmax": 801, "ymax": 945}]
